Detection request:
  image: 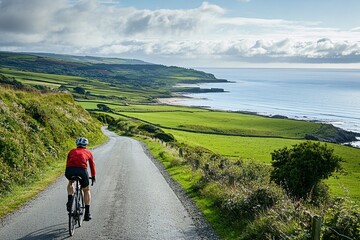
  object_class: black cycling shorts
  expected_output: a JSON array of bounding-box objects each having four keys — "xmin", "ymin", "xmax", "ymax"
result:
[{"xmin": 65, "ymin": 167, "xmax": 89, "ymax": 188}]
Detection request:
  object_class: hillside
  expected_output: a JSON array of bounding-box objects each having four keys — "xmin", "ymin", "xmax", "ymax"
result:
[
  {"xmin": 0, "ymin": 52, "xmax": 222, "ymax": 92},
  {"xmin": 0, "ymin": 85, "xmax": 105, "ymax": 198},
  {"xmin": 29, "ymin": 52, "xmax": 150, "ymax": 65}
]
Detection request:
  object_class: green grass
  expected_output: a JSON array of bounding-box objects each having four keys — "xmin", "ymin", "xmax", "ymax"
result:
[
  {"xmin": 79, "ymin": 100, "xmax": 207, "ymax": 112},
  {"xmin": 166, "ymin": 129, "xmax": 303, "ymax": 161},
  {"xmin": 326, "ymin": 145, "xmax": 360, "ymax": 201},
  {"xmin": 0, "ymin": 67, "xmax": 82, "ymax": 84},
  {"xmin": 117, "ymin": 108, "xmax": 324, "ymax": 138},
  {"xmin": 0, "ymin": 161, "xmax": 64, "ymax": 218},
  {"xmin": 0, "ymin": 67, "xmax": 162, "ymax": 103}
]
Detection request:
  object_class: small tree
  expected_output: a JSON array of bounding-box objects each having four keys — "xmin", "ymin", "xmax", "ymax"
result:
[
  {"xmin": 97, "ymin": 104, "xmax": 111, "ymax": 112},
  {"xmin": 58, "ymin": 85, "xmax": 67, "ymax": 91},
  {"xmin": 73, "ymin": 86, "xmax": 86, "ymax": 94},
  {"xmin": 270, "ymin": 141, "xmax": 342, "ymax": 199}
]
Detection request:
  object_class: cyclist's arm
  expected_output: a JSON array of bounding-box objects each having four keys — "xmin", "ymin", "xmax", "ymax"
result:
[{"xmin": 88, "ymin": 152, "xmax": 96, "ymax": 177}]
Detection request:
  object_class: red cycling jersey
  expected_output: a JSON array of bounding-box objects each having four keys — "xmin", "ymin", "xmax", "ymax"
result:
[{"xmin": 66, "ymin": 147, "xmax": 96, "ymax": 177}]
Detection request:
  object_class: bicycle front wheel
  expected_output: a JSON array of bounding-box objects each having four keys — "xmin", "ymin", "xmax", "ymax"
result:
[{"xmin": 68, "ymin": 194, "xmax": 77, "ymax": 236}]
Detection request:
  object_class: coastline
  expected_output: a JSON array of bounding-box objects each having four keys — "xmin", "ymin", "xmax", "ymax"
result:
[{"xmin": 156, "ymin": 95, "xmax": 360, "ymax": 148}]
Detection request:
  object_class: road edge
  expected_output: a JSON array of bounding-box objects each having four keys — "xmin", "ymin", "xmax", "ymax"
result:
[{"xmin": 139, "ymin": 141, "xmax": 220, "ymax": 240}]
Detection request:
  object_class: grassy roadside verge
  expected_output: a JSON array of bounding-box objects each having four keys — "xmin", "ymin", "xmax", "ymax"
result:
[
  {"xmin": 139, "ymin": 136, "xmax": 359, "ymax": 240},
  {"xmin": 0, "ymin": 161, "xmax": 64, "ymax": 218},
  {"xmin": 141, "ymin": 138, "xmax": 245, "ymax": 238}
]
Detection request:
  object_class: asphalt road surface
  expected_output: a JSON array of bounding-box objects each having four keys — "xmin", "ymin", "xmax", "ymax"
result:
[{"xmin": 0, "ymin": 128, "xmax": 217, "ymax": 239}]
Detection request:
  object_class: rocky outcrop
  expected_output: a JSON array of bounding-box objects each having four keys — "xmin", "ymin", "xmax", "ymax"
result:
[{"xmin": 305, "ymin": 123, "xmax": 359, "ymax": 143}]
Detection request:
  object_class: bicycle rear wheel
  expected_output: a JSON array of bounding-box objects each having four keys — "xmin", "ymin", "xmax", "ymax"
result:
[
  {"xmin": 68, "ymin": 194, "xmax": 77, "ymax": 236},
  {"xmin": 78, "ymin": 191, "xmax": 85, "ymax": 227}
]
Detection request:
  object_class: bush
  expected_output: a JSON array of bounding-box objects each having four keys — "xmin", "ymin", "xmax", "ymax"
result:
[
  {"xmin": 154, "ymin": 132, "xmax": 175, "ymax": 142},
  {"xmin": 91, "ymin": 112, "xmax": 116, "ymax": 125},
  {"xmin": 271, "ymin": 141, "xmax": 342, "ymax": 199},
  {"xmin": 323, "ymin": 198, "xmax": 360, "ymax": 240},
  {"xmin": 73, "ymin": 86, "xmax": 86, "ymax": 94},
  {"xmin": 97, "ymin": 103, "xmax": 112, "ymax": 112},
  {"xmin": 138, "ymin": 124, "xmax": 161, "ymax": 133},
  {"xmin": 0, "ymin": 74, "xmax": 24, "ymax": 89}
]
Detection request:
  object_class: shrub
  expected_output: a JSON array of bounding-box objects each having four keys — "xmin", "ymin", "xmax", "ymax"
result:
[
  {"xmin": 138, "ymin": 124, "xmax": 161, "ymax": 133},
  {"xmin": 91, "ymin": 112, "xmax": 116, "ymax": 125},
  {"xmin": 154, "ymin": 132, "xmax": 175, "ymax": 142},
  {"xmin": 270, "ymin": 141, "xmax": 342, "ymax": 200},
  {"xmin": 323, "ymin": 198, "xmax": 360, "ymax": 240},
  {"xmin": 73, "ymin": 86, "xmax": 86, "ymax": 94},
  {"xmin": 97, "ymin": 103, "xmax": 112, "ymax": 112}
]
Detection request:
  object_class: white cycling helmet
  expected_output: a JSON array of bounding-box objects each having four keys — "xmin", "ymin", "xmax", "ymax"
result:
[{"xmin": 76, "ymin": 137, "xmax": 89, "ymax": 147}]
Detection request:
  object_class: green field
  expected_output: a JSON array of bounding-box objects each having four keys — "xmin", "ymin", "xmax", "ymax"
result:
[
  {"xmin": 0, "ymin": 68, "xmax": 165, "ymax": 103},
  {"xmin": 76, "ymin": 101, "xmax": 360, "ymax": 202},
  {"xmin": 114, "ymin": 106, "xmax": 338, "ymax": 139}
]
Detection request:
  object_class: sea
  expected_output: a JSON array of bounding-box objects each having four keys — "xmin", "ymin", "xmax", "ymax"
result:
[{"xmin": 173, "ymin": 68, "xmax": 360, "ymax": 147}]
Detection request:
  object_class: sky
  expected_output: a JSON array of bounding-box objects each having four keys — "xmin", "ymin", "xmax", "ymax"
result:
[{"xmin": 0, "ymin": 0, "xmax": 360, "ymax": 68}]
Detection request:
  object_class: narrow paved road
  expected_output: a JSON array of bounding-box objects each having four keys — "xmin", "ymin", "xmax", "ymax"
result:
[{"xmin": 0, "ymin": 129, "xmax": 216, "ymax": 239}]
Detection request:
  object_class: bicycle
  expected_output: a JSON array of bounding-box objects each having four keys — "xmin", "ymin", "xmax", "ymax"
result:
[{"xmin": 68, "ymin": 176, "xmax": 92, "ymax": 236}]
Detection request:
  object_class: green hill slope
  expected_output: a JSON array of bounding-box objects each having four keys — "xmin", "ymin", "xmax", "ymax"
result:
[
  {"xmin": 0, "ymin": 86, "xmax": 105, "ymax": 197},
  {"xmin": 0, "ymin": 52, "xmax": 222, "ymax": 91}
]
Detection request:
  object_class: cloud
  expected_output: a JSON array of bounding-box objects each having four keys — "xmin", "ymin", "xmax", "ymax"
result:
[{"xmin": 0, "ymin": 0, "xmax": 359, "ymax": 65}]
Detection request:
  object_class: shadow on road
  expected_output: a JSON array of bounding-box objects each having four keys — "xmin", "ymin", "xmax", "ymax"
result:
[{"xmin": 18, "ymin": 223, "xmax": 70, "ymax": 240}]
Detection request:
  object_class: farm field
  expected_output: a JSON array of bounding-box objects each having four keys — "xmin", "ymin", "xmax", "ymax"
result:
[
  {"xmin": 114, "ymin": 105, "xmax": 340, "ymax": 139},
  {"xmin": 0, "ymin": 67, "xmax": 166, "ymax": 103}
]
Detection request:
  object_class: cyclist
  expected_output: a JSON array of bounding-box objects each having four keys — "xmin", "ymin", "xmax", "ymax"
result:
[{"xmin": 65, "ymin": 137, "xmax": 96, "ymax": 221}]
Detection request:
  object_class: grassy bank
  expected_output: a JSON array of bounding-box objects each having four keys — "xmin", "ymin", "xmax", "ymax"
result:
[{"xmin": 0, "ymin": 86, "xmax": 106, "ymax": 218}]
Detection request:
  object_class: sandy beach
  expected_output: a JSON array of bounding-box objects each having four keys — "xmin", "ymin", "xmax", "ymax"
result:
[{"xmin": 156, "ymin": 97, "xmax": 191, "ymax": 105}]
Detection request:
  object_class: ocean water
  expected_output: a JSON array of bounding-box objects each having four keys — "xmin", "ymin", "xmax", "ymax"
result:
[{"xmin": 174, "ymin": 68, "xmax": 360, "ymax": 145}]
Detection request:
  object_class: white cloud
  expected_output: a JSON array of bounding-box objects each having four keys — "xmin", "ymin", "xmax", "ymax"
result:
[{"xmin": 0, "ymin": 0, "xmax": 359, "ymax": 66}]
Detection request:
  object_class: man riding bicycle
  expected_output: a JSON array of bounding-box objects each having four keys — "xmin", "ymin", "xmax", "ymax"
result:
[{"xmin": 65, "ymin": 137, "xmax": 96, "ymax": 221}]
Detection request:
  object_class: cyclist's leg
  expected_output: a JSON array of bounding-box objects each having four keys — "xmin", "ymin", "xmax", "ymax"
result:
[
  {"xmin": 67, "ymin": 180, "xmax": 75, "ymax": 195},
  {"xmin": 83, "ymin": 186, "xmax": 92, "ymax": 220},
  {"xmin": 83, "ymin": 186, "xmax": 91, "ymax": 205}
]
